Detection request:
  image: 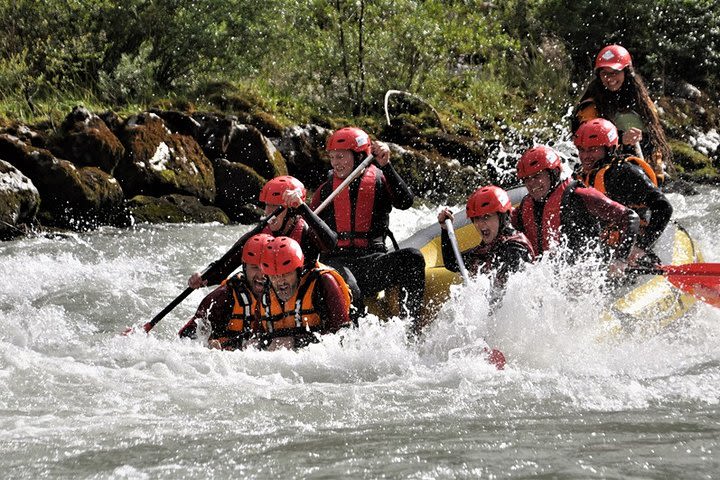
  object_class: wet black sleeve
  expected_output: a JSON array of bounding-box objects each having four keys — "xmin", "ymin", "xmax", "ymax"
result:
[
  {"xmin": 295, "ymin": 203, "xmax": 338, "ymax": 252},
  {"xmin": 379, "ymin": 163, "xmax": 414, "ymax": 210},
  {"xmin": 440, "ymin": 229, "xmax": 460, "ymax": 273},
  {"xmin": 605, "ymin": 163, "xmax": 673, "ymax": 250}
]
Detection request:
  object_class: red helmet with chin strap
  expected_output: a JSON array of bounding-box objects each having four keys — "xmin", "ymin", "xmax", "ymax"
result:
[
  {"xmin": 242, "ymin": 233, "xmax": 274, "ymax": 266},
  {"xmin": 516, "ymin": 145, "xmax": 562, "ymax": 179},
  {"xmin": 595, "ymin": 45, "xmax": 632, "ymax": 72},
  {"xmin": 260, "ymin": 236, "xmax": 305, "ymax": 276},
  {"xmin": 574, "ymin": 118, "xmax": 619, "ymax": 149},
  {"xmin": 466, "ymin": 186, "xmax": 511, "ymax": 218},
  {"xmin": 259, "ymin": 176, "xmax": 306, "ymax": 205},
  {"xmin": 326, "ymin": 127, "xmax": 372, "ymax": 156}
]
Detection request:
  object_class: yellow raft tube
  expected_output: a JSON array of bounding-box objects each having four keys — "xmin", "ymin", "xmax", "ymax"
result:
[{"xmin": 368, "ymin": 186, "xmax": 702, "ymax": 336}]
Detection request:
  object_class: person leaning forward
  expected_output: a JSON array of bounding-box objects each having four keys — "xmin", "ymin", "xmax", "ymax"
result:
[
  {"xmin": 188, "ymin": 175, "xmax": 337, "ymax": 289},
  {"xmin": 574, "ymin": 118, "xmax": 672, "ymax": 267},
  {"xmin": 511, "ymin": 145, "xmax": 639, "ymax": 273},
  {"xmin": 438, "ymin": 185, "xmax": 534, "ymax": 307},
  {"xmin": 178, "ymin": 233, "xmax": 272, "ymax": 350},
  {"xmin": 309, "ymin": 127, "xmax": 426, "ymax": 334},
  {"xmin": 256, "ymin": 236, "xmax": 352, "ymax": 350}
]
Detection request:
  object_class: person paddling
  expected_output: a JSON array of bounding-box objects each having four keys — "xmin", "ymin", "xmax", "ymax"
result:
[
  {"xmin": 178, "ymin": 233, "xmax": 272, "ymax": 350},
  {"xmin": 310, "ymin": 127, "xmax": 426, "ymax": 334},
  {"xmin": 572, "ymin": 44, "xmax": 671, "ymax": 183},
  {"xmin": 256, "ymin": 236, "xmax": 352, "ymax": 350},
  {"xmin": 188, "ymin": 175, "xmax": 337, "ymax": 289},
  {"xmin": 511, "ymin": 145, "xmax": 639, "ymax": 272},
  {"xmin": 437, "ymin": 185, "xmax": 534, "ymax": 305},
  {"xmin": 574, "ymin": 118, "xmax": 673, "ymax": 267}
]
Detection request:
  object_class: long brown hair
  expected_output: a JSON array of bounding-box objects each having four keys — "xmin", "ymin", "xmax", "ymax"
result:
[{"xmin": 580, "ymin": 67, "xmax": 672, "ymax": 170}]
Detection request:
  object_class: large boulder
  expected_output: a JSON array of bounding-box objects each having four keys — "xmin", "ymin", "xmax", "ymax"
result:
[
  {"xmin": 212, "ymin": 158, "xmax": 266, "ymax": 223},
  {"xmin": 115, "ymin": 113, "xmax": 216, "ymax": 202},
  {"xmin": 149, "ymin": 108, "xmax": 202, "ymax": 139},
  {"xmin": 0, "ymin": 159, "xmax": 40, "ymax": 239},
  {"xmin": 224, "ymin": 124, "xmax": 287, "ymax": 180},
  {"xmin": 55, "ymin": 106, "xmax": 125, "ymax": 174},
  {"xmin": 0, "ymin": 134, "xmax": 128, "ymax": 230},
  {"xmin": 273, "ymin": 124, "xmax": 332, "ymax": 190},
  {"xmin": 127, "ymin": 194, "xmax": 230, "ymax": 224}
]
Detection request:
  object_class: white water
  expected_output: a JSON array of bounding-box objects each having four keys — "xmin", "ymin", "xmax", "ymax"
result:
[{"xmin": 1, "ymin": 188, "xmax": 719, "ymax": 479}]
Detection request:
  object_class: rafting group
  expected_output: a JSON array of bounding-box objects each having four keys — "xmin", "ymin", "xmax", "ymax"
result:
[{"xmin": 170, "ymin": 44, "xmax": 683, "ymax": 356}]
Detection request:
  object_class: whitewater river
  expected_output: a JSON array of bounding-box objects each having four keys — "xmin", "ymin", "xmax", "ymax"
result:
[{"xmin": 1, "ymin": 186, "xmax": 719, "ymax": 479}]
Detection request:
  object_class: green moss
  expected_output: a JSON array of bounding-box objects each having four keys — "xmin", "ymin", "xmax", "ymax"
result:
[{"xmin": 670, "ymin": 140, "xmax": 712, "ymax": 171}]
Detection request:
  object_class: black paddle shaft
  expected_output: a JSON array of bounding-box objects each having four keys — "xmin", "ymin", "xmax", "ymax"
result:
[{"xmin": 141, "ymin": 206, "xmax": 284, "ymax": 332}]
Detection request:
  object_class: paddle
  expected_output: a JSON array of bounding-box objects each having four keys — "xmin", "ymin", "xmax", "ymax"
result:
[
  {"xmin": 128, "ymin": 153, "xmax": 375, "ymax": 335},
  {"xmin": 614, "ymin": 111, "xmax": 645, "ymax": 159},
  {"xmin": 630, "ymin": 262, "xmax": 720, "ymax": 308},
  {"xmin": 444, "ymin": 218, "xmax": 470, "ymax": 285},
  {"xmin": 123, "ymin": 206, "xmax": 285, "ymax": 335}
]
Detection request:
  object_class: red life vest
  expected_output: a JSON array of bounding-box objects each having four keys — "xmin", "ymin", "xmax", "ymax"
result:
[
  {"xmin": 332, "ymin": 165, "xmax": 380, "ymax": 248},
  {"xmin": 519, "ymin": 179, "xmax": 575, "ymax": 255}
]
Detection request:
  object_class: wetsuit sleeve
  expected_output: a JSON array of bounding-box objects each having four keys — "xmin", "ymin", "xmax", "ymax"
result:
[
  {"xmin": 178, "ymin": 285, "xmax": 234, "ymax": 338},
  {"xmin": 314, "ymin": 273, "xmax": 351, "ymax": 333},
  {"xmin": 295, "ymin": 203, "xmax": 337, "ymax": 252},
  {"xmin": 606, "ymin": 163, "xmax": 672, "ymax": 250},
  {"xmin": 574, "ymin": 186, "xmax": 640, "ymax": 259},
  {"xmin": 201, "ymin": 229, "xmax": 256, "ymax": 286},
  {"xmin": 379, "ymin": 162, "xmax": 414, "ymax": 210}
]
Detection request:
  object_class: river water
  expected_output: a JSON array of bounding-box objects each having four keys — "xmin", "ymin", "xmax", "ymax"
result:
[{"xmin": 1, "ymin": 187, "xmax": 719, "ymax": 479}]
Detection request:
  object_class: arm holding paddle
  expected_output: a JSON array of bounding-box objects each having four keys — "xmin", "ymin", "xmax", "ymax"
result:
[{"xmin": 438, "ymin": 208, "xmax": 470, "ymax": 285}]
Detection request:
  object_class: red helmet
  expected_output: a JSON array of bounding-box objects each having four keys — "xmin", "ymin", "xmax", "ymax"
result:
[
  {"xmin": 574, "ymin": 118, "xmax": 619, "ymax": 149},
  {"xmin": 260, "ymin": 236, "xmax": 305, "ymax": 276},
  {"xmin": 259, "ymin": 176, "xmax": 306, "ymax": 205},
  {"xmin": 241, "ymin": 233, "xmax": 274, "ymax": 266},
  {"xmin": 466, "ymin": 186, "xmax": 511, "ymax": 218},
  {"xmin": 326, "ymin": 127, "xmax": 372, "ymax": 156},
  {"xmin": 595, "ymin": 45, "xmax": 632, "ymax": 72},
  {"xmin": 516, "ymin": 146, "xmax": 562, "ymax": 179}
]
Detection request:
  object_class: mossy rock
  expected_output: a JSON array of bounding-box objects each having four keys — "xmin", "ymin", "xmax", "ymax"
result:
[
  {"xmin": 670, "ymin": 140, "xmax": 712, "ymax": 171},
  {"xmin": 0, "ymin": 159, "xmax": 40, "ymax": 239},
  {"xmin": 225, "ymin": 124, "xmax": 287, "ymax": 180},
  {"xmin": 115, "ymin": 113, "xmax": 216, "ymax": 202},
  {"xmin": 212, "ymin": 158, "xmax": 265, "ymax": 223},
  {"xmin": 670, "ymin": 139, "xmax": 720, "ymax": 183},
  {"xmin": 127, "ymin": 194, "xmax": 229, "ymax": 224}
]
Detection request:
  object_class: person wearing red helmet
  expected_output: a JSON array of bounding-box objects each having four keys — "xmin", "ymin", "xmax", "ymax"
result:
[
  {"xmin": 256, "ymin": 236, "xmax": 352, "ymax": 350},
  {"xmin": 437, "ymin": 185, "xmax": 534, "ymax": 296},
  {"xmin": 511, "ymin": 145, "xmax": 639, "ymax": 267},
  {"xmin": 178, "ymin": 233, "xmax": 273, "ymax": 350},
  {"xmin": 310, "ymin": 127, "xmax": 426, "ymax": 333},
  {"xmin": 572, "ymin": 44, "xmax": 671, "ymax": 183},
  {"xmin": 574, "ymin": 119, "xmax": 672, "ymax": 265},
  {"xmin": 187, "ymin": 174, "xmax": 337, "ymax": 289}
]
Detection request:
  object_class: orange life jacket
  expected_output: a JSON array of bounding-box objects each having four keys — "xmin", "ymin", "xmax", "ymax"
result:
[
  {"xmin": 584, "ymin": 155, "xmax": 658, "ymax": 195},
  {"xmin": 259, "ymin": 266, "xmax": 351, "ymax": 339}
]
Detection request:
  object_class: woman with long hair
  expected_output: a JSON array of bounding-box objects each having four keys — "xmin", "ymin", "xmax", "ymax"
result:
[{"xmin": 572, "ymin": 44, "xmax": 672, "ymax": 183}]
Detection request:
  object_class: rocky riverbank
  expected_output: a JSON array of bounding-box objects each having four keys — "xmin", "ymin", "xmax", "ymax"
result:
[{"xmin": 1, "ymin": 91, "xmax": 718, "ymax": 240}]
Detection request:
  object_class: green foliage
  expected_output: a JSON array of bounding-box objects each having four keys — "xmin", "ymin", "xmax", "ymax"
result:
[{"xmin": 0, "ymin": 0, "xmax": 717, "ymax": 131}]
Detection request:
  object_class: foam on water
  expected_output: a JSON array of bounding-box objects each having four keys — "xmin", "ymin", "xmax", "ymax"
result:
[{"xmin": 1, "ymin": 189, "xmax": 719, "ymax": 477}]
